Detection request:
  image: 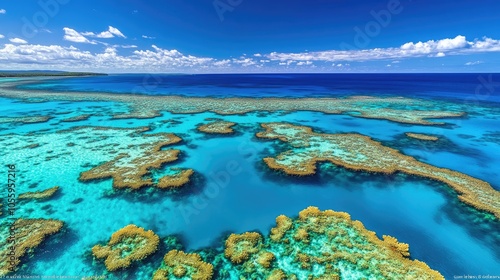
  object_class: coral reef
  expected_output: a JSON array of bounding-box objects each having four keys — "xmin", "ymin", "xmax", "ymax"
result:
[
  {"xmin": 153, "ymin": 250, "xmax": 214, "ymax": 280},
  {"xmin": 157, "ymin": 169, "xmax": 194, "ymax": 189},
  {"xmin": 405, "ymin": 132, "xmax": 439, "ymax": 141},
  {"xmin": 0, "ymin": 116, "xmax": 51, "ymax": 124},
  {"xmin": 199, "ymin": 206, "xmax": 444, "ymax": 279},
  {"xmin": 92, "ymin": 224, "xmax": 159, "ymax": 271},
  {"xmin": 256, "ymin": 122, "xmax": 500, "ymax": 219},
  {"xmin": 225, "ymin": 232, "xmax": 263, "ymax": 264},
  {"xmin": 0, "ymin": 80, "xmax": 464, "ymax": 125},
  {"xmin": 18, "ymin": 186, "xmax": 59, "ymax": 200},
  {"xmin": 61, "ymin": 114, "xmax": 92, "ymax": 122},
  {"xmin": 80, "ymin": 133, "xmax": 193, "ymax": 190},
  {"xmin": 0, "ymin": 219, "xmax": 64, "ymax": 276},
  {"xmin": 197, "ymin": 120, "xmax": 236, "ymax": 134}
]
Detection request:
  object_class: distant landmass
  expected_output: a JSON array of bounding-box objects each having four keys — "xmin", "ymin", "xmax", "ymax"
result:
[{"xmin": 0, "ymin": 70, "xmax": 107, "ymax": 77}]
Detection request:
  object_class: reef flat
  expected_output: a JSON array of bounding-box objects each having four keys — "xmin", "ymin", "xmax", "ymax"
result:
[
  {"xmin": 0, "ymin": 219, "xmax": 64, "ymax": 276},
  {"xmin": 0, "ymin": 115, "xmax": 51, "ymax": 124},
  {"xmin": 256, "ymin": 123, "xmax": 500, "ymax": 219},
  {"xmin": 0, "ymin": 79, "xmax": 464, "ymax": 125},
  {"xmin": 18, "ymin": 186, "xmax": 59, "ymax": 200},
  {"xmin": 79, "ymin": 132, "xmax": 193, "ymax": 190},
  {"xmin": 405, "ymin": 132, "xmax": 439, "ymax": 141},
  {"xmin": 197, "ymin": 119, "xmax": 237, "ymax": 134}
]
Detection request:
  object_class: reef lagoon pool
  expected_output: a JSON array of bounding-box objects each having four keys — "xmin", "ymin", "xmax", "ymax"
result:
[{"xmin": 0, "ymin": 73, "xmax": 499, "ymax": 279}]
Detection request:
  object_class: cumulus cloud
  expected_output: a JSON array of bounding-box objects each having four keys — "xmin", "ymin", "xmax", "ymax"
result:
[
  {"xmin": 0, "ymin": 34, "xmax": 4, "ymax": 39},
  {"xmin": 142, "ymin": 35, "xmax": 155, "ymax": 39},
  {"xmin": 9, "ymin": 38, "xmax": 28, "ymax": 44},
  {"xmin": 63, "ymin": 28, "xmax": 93, "ymax": 44},
  {"xmin": 266, "ymin": 36, "xmax": 500, "ymax": 63},
  {"xmin": 213, "ymin": 59, "xmax": 231, "ymax": 67},
  {"xmin": 297, "ymin": 61, "xmax": 313, "ymax": 66},
  {"xmin": 232, "ymin": 57, "xmax": 257, "ymax": 67},
  {"xmin": 0, "ymin": 43, "xmax": 218, "ymax": 72},
  {"xmin": 1, "ymin": 35, "xmax": 500, "ymax": 72},
  {"xmin": 0, "ymin": 9, "xmax": 6, "ymax": 14},
  {"xmin": 83, "ymin": 26, "xmax": 126, "ymax": 39}
]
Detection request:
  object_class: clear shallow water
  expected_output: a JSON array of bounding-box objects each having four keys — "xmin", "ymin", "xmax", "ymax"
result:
[{"xmin": 1, "ymin": 74, "xmax": 500, "ymax": 279}]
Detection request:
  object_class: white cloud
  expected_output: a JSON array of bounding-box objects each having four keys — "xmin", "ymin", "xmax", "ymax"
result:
[
  {"xmin": 465, "ymin": 61, "xmax": 483, "ymax": 66},
  {"xmin": 0, "ymin": 9, "xmax": 6, "ymax": 14},
  {"xmin": 142, "ymin": 35, "xmax": 155, "ymax": 39},
  {"xmin": 0, "ymin": 34, "xmax": 4, "ymax": 39},
  {"xmin": 0, "ymin": 43, "xmax": 217, "ymax": 72},
  {"xmin": 82, "ymin": 26, "xmax": 126, "ymax": 39},
  {"xmin": 266, "ymin": 35, "xmax": 500, "ymax": 63},
  {"xmin": 1, "ymin": 35, "xmax": 499, "ymax": 72},
  {"xmin": 297, "ymin": 61, "xmax": 313, "ymax": 66},
  {"xmin": 214, "ymin": 59, "xmax": 231, "ymax": 67},
  {"xmin": 63, "ymin": 27, "xmax": 92, "ymax": 44},
  {"xmin": 232, "ymin": 57, "xmax": 256, "ymax": 67},
  {"xmin": 120, "ymin": 45, "xmax": 138, "ymax": 49},
  {"xmin": 9, "ymin": 38, "xmax": 28, "ymax": 44}
]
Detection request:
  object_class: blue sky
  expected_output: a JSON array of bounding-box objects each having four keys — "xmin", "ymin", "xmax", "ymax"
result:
[{"xmin": 0, "ymin": 0, "xmax": 499, "ymax": 73}]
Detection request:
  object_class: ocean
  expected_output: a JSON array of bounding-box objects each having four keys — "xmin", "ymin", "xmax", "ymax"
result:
[{"xmin": 1, "ymin": 73, "xmax": 499, "ymax": 279}]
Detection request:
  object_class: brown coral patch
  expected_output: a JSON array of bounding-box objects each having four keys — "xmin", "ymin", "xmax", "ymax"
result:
[
  {"xmin": 270, "ymin": 215, "xmax": 293, "ymax": 242},
  {"xmin": 224, "ymin": 232, "xmax": 263, "ymax": 264},
  {"xmin": 0, "ymin": 219, "xmax": 63, "ymax": 276},
  {"xmin": 61, "ymin": 114, "xmax": 92, "ymax": 122},
  {"xmin": 153, "ymin": 250, "xmax": 213, "ymax": 280},
  {"xmin": 405, "ymin": 132, "xmax": 439, "ymax": 141},
  {"xmin": 18, "ymin": 186, "xmax": 59, "ymax": 200},
  {"xmin": 79, "ymin": 133, "xmax": 192, "ymax": 190},
  {"xmin": 197, "ymin": 120, "xmax": 236, "ymax": 134},
  {"xmin": 157, "ymin": 169, "xmax": 194, "ymax": 189},
  {"xmin": 92, "ymin": 224, "xmax": 159, "ymax": 271}
]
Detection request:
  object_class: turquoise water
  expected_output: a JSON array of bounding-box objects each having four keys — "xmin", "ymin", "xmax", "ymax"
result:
[{"xmin": 1, "ymin": 74, "xmax": 499, "ymax": 279}]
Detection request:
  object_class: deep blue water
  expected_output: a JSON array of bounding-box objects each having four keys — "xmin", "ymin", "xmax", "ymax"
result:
[{"xmin": 20, "ymin": 73, "xmax": 500, "ymax": 102}]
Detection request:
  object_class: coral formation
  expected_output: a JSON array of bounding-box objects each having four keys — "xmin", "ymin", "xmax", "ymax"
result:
[
  {"xmin": 157, "ymin": 169, "xmax": 194, "ymax": 189},
  {"xmin": 61, "ymin": 114, "xmax": 92, "ymax": 122},
  {"xmin": 153, "ymin": 250, "xmax": 214, "ymax": 280},
  {"xmin": 197, "ymin": 120, "xmax": 237, "ymax": 134},
  {"xmin": 405, "ymin": 132, "xmax": 439, "ymax": 141},
  {"xmin": 92, "ymin": 224, "xmax": 160, "ymax": 271},
  {"xmin": 0, "ymin": 219, "xmax": 64, "ymax": 276},
  {"xmin": 0, "ymin": 116, "xmax": 51, "ymax": 124},
  {"xmin": 0, "ymin": 80, "xmax": 464, "ymax": 125},
  {"xmin": 18, "ymin": 186, "xmax": 59, "ymax": 200},
  {"xmin": 225, "ymin": 232, "xmax": 263, "ymax": 264},
  {"xmin": 256, "ymin": 122, "xmax": 500, "ymax": 219},
  {"xmin": 80, "ymin": 133, "xmax": 193, "ymax": 189},
  {"xmin": 198, "ymin": 206, "xmax": 444, "ymax": 279}
]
